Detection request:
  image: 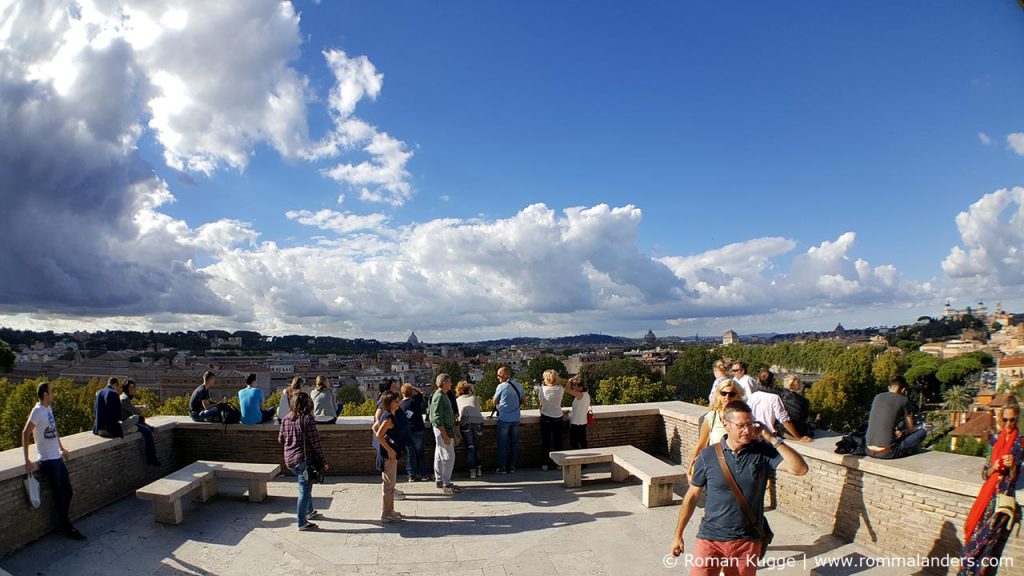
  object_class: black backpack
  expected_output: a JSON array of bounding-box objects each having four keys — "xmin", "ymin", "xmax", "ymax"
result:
[{"xmin": 218, "ymin": 403, "xmax": 242, "ymax": 425}]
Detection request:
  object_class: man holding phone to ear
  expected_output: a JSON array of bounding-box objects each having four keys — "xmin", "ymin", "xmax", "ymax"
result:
[{"xmin": 670, "ymin": 401, "xmax": 807, "ymax": 575}]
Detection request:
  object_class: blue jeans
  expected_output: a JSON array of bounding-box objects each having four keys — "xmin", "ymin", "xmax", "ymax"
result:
[
  {"xmin": 496, "ymin": 420, "xmax": 520, "ymax": 471},
  {"xmin": 407, "ymin": 430, "xmax": 426, "ymax": 479},
  {"xmin": 38, "ymin": 458, "xmax": 73, "ymax": 531},
  {"xmin": 461, "ymin": 423, "xmax": 483, "ymax": 470},
  {"xmin": 190, "ymin": 405, "xmax": 223, "ymax": 423},
  {"xmin": 869, "ymin": 428, "xmax": 928, "ymax": 459},
  {"xmin": 290, "ymin": 462, "xmax": 314, "ymax": 527},
  {"xmin": 136, "ymin": 422, "xmax": 159, "ymax": 465}
]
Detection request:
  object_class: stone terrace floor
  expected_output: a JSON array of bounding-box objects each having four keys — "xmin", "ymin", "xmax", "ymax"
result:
[{"xmin": 2, "ymin": 466, "xmax": 906, "ymax": 576}]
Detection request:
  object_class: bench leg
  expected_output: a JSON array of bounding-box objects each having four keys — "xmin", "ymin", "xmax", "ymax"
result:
[
  {"xmin": 643, "ymin": 482, "xmax": 675, "ymax": 508},
  {"xmin": 611, "ymin": 462, "xmax": 629, "ymax": 482},
  {"xmin": 562, "ymin": 464, "xmax": 582, "ymax": 488},
  {"xmin": 196, "ymin": 475, "xmax": 218, "ymax": 503},
  {"xmin": 153, "ymin": 499, "xmax": 183, "ymax": 525},
  {"xmin": 247, "ymin": 479, "xmax": 268, "ymax": 503}
]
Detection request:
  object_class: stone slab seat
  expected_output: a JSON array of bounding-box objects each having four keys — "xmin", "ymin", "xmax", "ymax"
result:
[
  {"xmin": 549, "ymin": 445, "xmax": 686, "ymax": 508},
  {"xmin": 136, "ymin": 460, "xmax": 281, "ymax": 525}
]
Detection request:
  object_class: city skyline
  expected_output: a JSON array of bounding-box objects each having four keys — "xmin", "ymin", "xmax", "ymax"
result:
[{"xmin": 2, "ymin": 1, "xmax": 1024, "ymax": 341}]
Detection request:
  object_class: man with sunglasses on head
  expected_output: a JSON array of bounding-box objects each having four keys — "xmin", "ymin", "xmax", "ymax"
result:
[
  {"xmin": 671, "ymin": 401, "xmax": 807, "ymax": 575},
  {"xmin": 865, "ymin": 376, "xmax": 926, "ymax": 459}
]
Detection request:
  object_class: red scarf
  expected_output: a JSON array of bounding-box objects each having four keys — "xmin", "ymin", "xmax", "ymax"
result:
[{"xmin": 965, "ymin": 426, "xmax": 1019, "ymax": 541}]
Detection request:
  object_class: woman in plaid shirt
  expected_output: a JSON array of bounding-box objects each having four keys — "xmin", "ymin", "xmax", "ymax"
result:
[{"xmin": 278, "ymin": 392, "xmax": 328, "ymax": 530}]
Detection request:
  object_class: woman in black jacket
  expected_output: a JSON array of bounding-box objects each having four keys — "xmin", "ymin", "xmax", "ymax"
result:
[{"xmin": 780, "ymin": 375, "xmax": 812, "ymax": 439}]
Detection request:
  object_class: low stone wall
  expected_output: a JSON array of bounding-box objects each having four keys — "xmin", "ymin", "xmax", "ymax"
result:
[
  {"xmin": 1, "ymin": 401, "xmax": 1020, "ymax": 575},
  {"xmin": 657, "ymin": 401, "xmax": 1022, "ymax": 576},
  {"xmin": 173, "ymin": 406, "xmax": 664, "ymax": 475},
  {"xmin": 0, "ymin": 418, "xmax": 179, "ymax": 557}
]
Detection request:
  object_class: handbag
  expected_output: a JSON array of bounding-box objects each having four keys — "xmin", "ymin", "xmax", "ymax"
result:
[
  {"xmin": 715, "ymin": 443, "xmax": 774, "ymax": 560},
  {"xmin": 586, "ymin": 409, "xmax": 595, "ymax": 427},
  {"xmin": 25, "ymin": 473, "xmax": 40, "ymax": 508},
  {"xmin": 299, "ymin": 418, "xmax": 324, "ymax": 484}
]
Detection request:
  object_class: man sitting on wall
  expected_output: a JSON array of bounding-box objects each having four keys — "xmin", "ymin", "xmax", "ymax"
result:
[
  {"xmin": 190, "ymin": 371, "xmax": 224, "ymax": 423},
  {"xmin": 239, "ymin": 373, "xmax": 275, "ymax": 424},
  {"xmin": 94, "ymin": 377, "xmax": 160, "ymax": 466},
  {"xmin": 865, "ymin": 375, "xmax": 926, "ymax": 459}
]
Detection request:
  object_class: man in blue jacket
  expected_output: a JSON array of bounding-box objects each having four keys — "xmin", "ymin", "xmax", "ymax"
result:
[{"xmin": 94, "ymin": 377, "xmax": 160, "ymax": 466}]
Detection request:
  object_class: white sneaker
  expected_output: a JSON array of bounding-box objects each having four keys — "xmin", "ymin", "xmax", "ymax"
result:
[
  {"xmin": 470, "ymin": 469, "xmax": 477, "ymax": 479},
  {"xmin": 394, "ymin": 489, "xmax": 405, "ymax": 501}
]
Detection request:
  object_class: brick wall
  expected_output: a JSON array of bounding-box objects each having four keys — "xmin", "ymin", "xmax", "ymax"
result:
[{"xmin": 0, "ymin": 418, "xmax": 178, "ymax": 557}]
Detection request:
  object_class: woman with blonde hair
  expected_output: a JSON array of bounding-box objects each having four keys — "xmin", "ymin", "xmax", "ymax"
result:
[
  {"xmin": 538, "ymin": 369, "xmax": 567, "ymax": 471},
  {"xmin": 688, "ymin": 379, "xmax": 746, "ymax": 477},
  {"xmin": 312, "ymin": 376, "xmax": 338, "ymax": 425},
  {"xmin": 780, "ymin": 374, "xmax": 812, "ymax": 439},
  {"xmin": 277, "ymin": 376, "xmax": 305, "ymax": 422},
  {"xmin": 456, "ymin": 381, "xmax": 484, "ymax": 478}
]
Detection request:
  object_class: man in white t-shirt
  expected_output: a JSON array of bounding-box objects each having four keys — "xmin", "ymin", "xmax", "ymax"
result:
[
  {"xmin": 22, "ymin": 381, "xmax": 86, "ymax": 540},
  {"xmin": 729, "ymin": 362, "xmax": 756, "ymax": 398}
]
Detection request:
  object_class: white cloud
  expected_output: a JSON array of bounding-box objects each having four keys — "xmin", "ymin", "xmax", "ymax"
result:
[
  {"xmin": 979, "ymin": 132, "xmax": 992, "ymax": 146},
  {"xmin": 1009, "ymin": 133, "xmax": 1024, "ymax": 157},
  {"xmin": 304, "ymin": 50, "xmax": 414, "ymax": 206},
  {"xmin": 285, "ymin": 209, "xmax": 388, "ymax": 235},
  {"xmin": 942, "ymin": 187, "xmax": 1024, "ymax": 288}
]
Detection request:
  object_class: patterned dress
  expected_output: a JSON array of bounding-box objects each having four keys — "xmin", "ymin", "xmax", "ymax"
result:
[{"xmin": 960, "ymin": 433, "xmax": 1024, "ymax": 576}]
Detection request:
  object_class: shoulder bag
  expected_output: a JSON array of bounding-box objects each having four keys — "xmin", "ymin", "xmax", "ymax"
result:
[
  {"xmin": 714, "ymin": 442, "xmax": 773, "ymax": 560},
  {"xmin": 299, "ymin": 417, "xmax": 324, "ymax": 484}
]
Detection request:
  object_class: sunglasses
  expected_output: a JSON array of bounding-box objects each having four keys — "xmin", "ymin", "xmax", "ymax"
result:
[
  {"xmin": 1003, "ymin": 418, "xmax": 1017, "ymax": 423},
  {"xmin": 720, "ymin": 390, "xmax": 738, "ymax": 397}
]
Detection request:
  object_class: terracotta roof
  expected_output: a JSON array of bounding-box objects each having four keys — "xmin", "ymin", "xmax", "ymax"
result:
[
  {"xmin": 950, "ymin": 412, "xmax": 993, "ymax": 437},
  {"xmin": 1001, "ymin": 356, "xmax": 1024, "ymax": 368},
  {"xmin": 989, "ymin": 392, "xmax": 1021, "ymax": 408}
]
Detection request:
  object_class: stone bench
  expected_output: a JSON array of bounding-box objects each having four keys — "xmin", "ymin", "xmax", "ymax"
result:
[
  {"xmin": 136, "ymin": 460, "xmax": 281, "ymax": 524},
  {"xmin": 550, "ymin": 445, "xmax": 686, "ymax": 507}
]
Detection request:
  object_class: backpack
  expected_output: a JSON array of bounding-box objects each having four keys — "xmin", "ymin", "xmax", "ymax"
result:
[{"xmin": 219, "ymin": 404, "xmax": 242, "ymax": 425}]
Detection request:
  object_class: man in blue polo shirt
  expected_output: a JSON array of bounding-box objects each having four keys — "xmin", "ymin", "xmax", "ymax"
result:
[
  {"xmin": 492, "ymin": 366, "xmax": 524, "ymax": 474},
  {"xmin": 670, "ymin": 401, "xmax": 808, "ymax": 575}
]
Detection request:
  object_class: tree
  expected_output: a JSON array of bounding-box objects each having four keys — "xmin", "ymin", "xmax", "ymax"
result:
[
  {"xmin": 0, "ymin": 339, "xmax": 14, "ymax": 372},
  {"xmin": 872, "ymin": 350, "xmax": 907, "ymax": 387},
  {"xmin": 474, "ymin": 362, "xmax": 502, "ymax": 404},
  {"xmin": 342, "ymin": 398, "xmax": 377, "ymax": 416},
  {"xmin": 0, "ymin": 379, "xmax": 39, "ymax": 451},
  {"xmin": 936, "ymin": 357, "xmax": 984, "ymax": 390},
  {"xmin": 153, "ymin": 394, "xmax": 191, "ymax": 416},
  {"xmin": 942, "ymin": 386, "xmax": 972, "ymax": 412},
  {"xmin": 664, "ymin": 345, "xmax": 716, "ymax": 404},
  {"xmin": 805, "ymin": 347, "xmax": 880, "ymax": 432},
  {"xmin": 580, "ymin": 358, "xmax": 658, "ymax": 401},
  {"xmin": 336, "ymin": 385, "xmax": 364, "ymax": 405},
  {"xmin": 526, "ymin": 356, "xmax": 568, "ymax": 385},
  {"xmin": 595, "ymin": 375, "xmax": 675, "ymax": 405},
  {"xmin": 435, "ymin": 360, "xmax": 468, "ymax": 385}
]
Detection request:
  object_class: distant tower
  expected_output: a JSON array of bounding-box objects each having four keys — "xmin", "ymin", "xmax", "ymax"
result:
[
  {"xmin": 407, "ymin": 331, "xmax": 420, "ymax": 346},
  {"xmin": 644, "ymin": 330, "xmax": 657, "ymax": 345},
  {"xmin": 976, "ymin": 301, "xmax": 988, "ymax": 319},
  {"xmin": 943, "ymin": 301, "xmax": 954, "ymax": 319}
]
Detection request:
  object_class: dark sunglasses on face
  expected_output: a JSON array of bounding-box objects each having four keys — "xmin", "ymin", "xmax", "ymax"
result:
[
  {"xmin": 1004, "ymin": 418, "xmax": 1017, "ymax": 423},
  {"xmin": 720, "ymin": 390, "xmax": 737, "ymax": 397}
]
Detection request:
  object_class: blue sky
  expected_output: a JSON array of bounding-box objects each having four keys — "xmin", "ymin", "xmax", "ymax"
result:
[{"xmin": 1, "ymin": 1, "xmax": 1023, "ymax": 339}]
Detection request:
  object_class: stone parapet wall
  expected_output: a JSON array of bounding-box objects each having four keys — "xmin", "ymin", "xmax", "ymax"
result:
[
  {"xmin": 1, "ymin": 401, "xmax": 1020, "ymax": 575},
  {"xmin": 0, "ymin": 418, "xmax": 179, "ymax": 557}
]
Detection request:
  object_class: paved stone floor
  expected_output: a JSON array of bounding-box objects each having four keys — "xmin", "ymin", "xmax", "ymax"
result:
[{"xmin": 1, "ymin": 466, "xmax": 916, "ymax": 576}]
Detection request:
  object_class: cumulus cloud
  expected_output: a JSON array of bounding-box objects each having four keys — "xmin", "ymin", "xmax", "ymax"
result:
[
  {"xmin": 979, "ymin": 132, "xmax": 992, "ymax": 146},
  {"xmin": 1009, "ymin": 134, "xmax": 1024, "ymax": 157},
  {"xmin": 943, "ymin": 187, "xmax": 1024, "ymax": 288},
  {"xmin": 285, "ymin": 209, "xmax": 388, "ymax": 235},
  {"xmin": 304, "ymin": 50, "xmax": 414, "ymax": 206}
]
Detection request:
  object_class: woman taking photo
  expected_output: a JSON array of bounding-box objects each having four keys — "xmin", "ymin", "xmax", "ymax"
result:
[
  {"xmin": 961, "ymin": 402, "xmax": 1024, "ymax": 575},
  {"xmin": 278, "ymin": 391, "xmax": 327, "ymax": 531},
  {"xmin": 375, "ymin": 390, "xmax": 408, "ymax": 523},
  {"xmin": 456, "ymin": 381, "xmax": 484, "ymax": 479},
  {"xmin": 538, "ymin": 369, "xmax": 567, "ymax": 471},
  {"xmin": 688, "ymin": 379, "xmax": 746, "ymax": 477}
]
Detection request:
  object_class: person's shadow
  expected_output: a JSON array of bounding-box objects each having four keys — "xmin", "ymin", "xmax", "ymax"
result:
[
  {"xmin": 831, "ymin": 463, "xmax": 877, "ymax": 544},
  {"xmin": 911, "ymin": 520, "xmax": 961, "ymax": 576}
]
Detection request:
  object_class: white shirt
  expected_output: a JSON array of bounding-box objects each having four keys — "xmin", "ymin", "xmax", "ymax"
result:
[
  {"xmin": 539, "ymin": 385, "xmax": 565, "ymax": 418},
  {"xmin": 30, "ymin": 403, "xmax": 61, "ymax": 461},
  {"xmin": 748, "ymin": 390, "xmax": 790, "ymax": 435},
  {"xmin": 570, "ymin": 392, "xmax": 591, "ymax": 425},
  {"xmin": 732, "ymin": 374, "xmax": 756, "ymax": 398}
]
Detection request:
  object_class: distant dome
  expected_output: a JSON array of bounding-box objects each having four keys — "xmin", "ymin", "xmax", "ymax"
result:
[{"xmin": 407, "ymin": 331, "xmax": 420, "ymax": 346}]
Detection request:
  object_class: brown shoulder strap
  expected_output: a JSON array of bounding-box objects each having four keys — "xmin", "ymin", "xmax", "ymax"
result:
[{"xmin": 714, "ymin": 442, "xmax": 768, "ymax": 540}]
